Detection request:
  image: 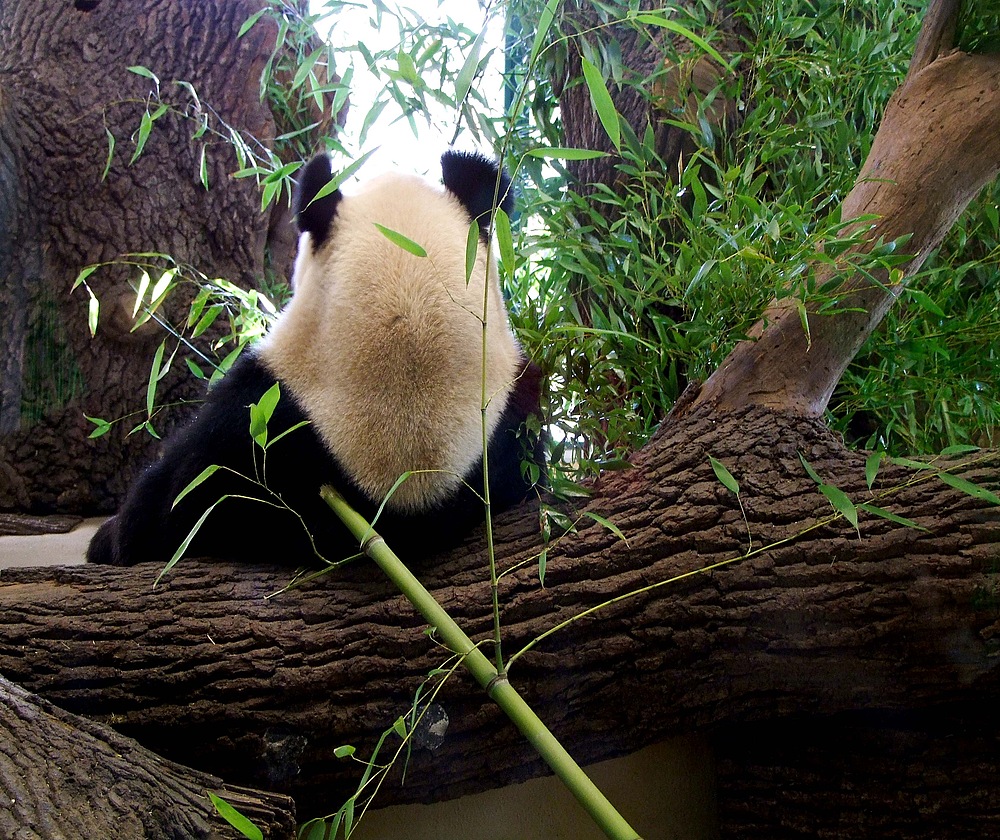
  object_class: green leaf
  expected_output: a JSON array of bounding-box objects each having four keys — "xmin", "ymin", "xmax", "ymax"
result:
[
  {"xmin": 820, "ymin": 483, "xmax": 859, "ymax": 532},
  {"xmin": 494, "ymin": 208, "xmax": 515, "ymax": 278},
  {"xmin": 131, "ymin": 110, "xmax": 153, "ymax": 164},
  {"xmin": 858, "ymin": 503, "xmax": 928, "ymax": 531},
  {"xmin": 455, "ymin": 25, "xmax": 488, "ymax": 105},
  {"xmin": 172, "ymin": 464, "xmax": 221, "ymax": 509},
  {"xmin": 798, "ymin": 453, "xmax": 823, "ymax": 485},
  {"xmin": 865, "ymin": 451, "xmax": 883, "ymax": 490},
  {"xmin": 528, "ymin": 0, "xmax": 560, "ymax": 67},
  {"xmin": 709, "ymin": 455, "xmax": 740, "ymax": 495},
  {"xmin": 249, "ymin": 383, "xmax": 281, "ymax": 447},
  {"xmin": 307, "ymin": 148, "xmax": 378, "ymax": 207},
  {"xmin": 291, "ymin": 47, "xmax": 323, "ymax": 90},
  {"xmin": 581, "ymin": 57, "xmax": 621, "ymax": 152},
  {"xmin": 582, "ymin": 511, "xmax": 630, "ymax": 546},
  {"xmin": 84, "ymin": 415, "xmax": 112, "ymax": 439},
  {"xmin": 237, "ymin": 7, "xmax": 267, "ymax": 38},
  {"xmin": 632, "ymin": 14, "xmax": 730, "ymax": 70},
  {"xmin": 333, "ymin": 745, "xmax": 356, "ymax": 759},
  {"xmin": 101, "ymin": 127, "xmax": 115, "ymax": 181},
  {"xmin": 392, "ymin": 716, "xmax": 408, "ymax": 739},
  {"xmin": 374, "ymin": 223, "xmax": 427, "ymax": 257},
  {"xmin": 538, "ymin": 546, "xmax": 547, "ymax": 588},
  {"xmin": 208, "ymin": 792, "xmax": 263, "ymax": 840},
  {"xmin": 199, "ymin": 145, "xmax": 209, "ymax": 190},
  {"xmin": 906, "ymin": 288, "xmax": 945, "ymax": 317},
  {"xmin": 892, "ymin": 456, "xmax": 934, "ymax": 471},
  {"xmin": 127, "ymin": 65, "xmax": 159, "ymax": 83},
  {"xmin": 465, "ymin": 219, "xmax": 481, "ymax": 283},
  {"xmin": 72, "ymin": 264, "xmax": 100, "ymax": 291},
  {"xmin": 937, "ymin": 472, "xmax": 1000, "ymax": 505},
  {"xmin": 146, "ymin": 341, "xmax": 165, "ymax": 418},
  {"xmin": 525, "ymin": 146, "xmax": 607, "ymax": 160},
  {"xmin": 155, "ymin": 498, "xmax": 226, "ymax": 586},
  {"xmin": 266, "ymin": 420, "xmax": 310, "ymax": 450},
  {"xmin": 940, "ymin": 444, "xmax": 980, "ymax": 456}
]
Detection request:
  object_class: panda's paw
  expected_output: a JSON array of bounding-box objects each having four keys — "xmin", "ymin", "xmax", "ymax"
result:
[{"xmin": 85, "ymin": 516, "xmax": 124, "ymax": 565}]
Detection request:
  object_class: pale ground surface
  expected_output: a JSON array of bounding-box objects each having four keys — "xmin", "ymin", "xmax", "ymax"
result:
[{"xmin": 0, "ymin": 522, "xmax": 719, "ymax": 840}]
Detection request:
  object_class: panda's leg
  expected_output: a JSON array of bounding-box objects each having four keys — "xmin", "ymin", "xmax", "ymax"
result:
[{"xmin": 86, "ymin": 457, "xmax": 176, "ymax": 566}]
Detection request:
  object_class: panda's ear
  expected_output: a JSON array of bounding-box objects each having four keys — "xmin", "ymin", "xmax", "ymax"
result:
[
  {"xmin": 294, "ymin": 154, "xmax": 342, "ymax": 246},
  {"xmin": 441, "ymin": 150, "xmax": 513, "ymax": 233}
]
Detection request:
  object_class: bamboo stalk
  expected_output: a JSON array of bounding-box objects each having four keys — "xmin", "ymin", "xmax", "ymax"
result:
[{"xmin": 320, "ymin": 485, "xmax": 642, "ymax": 840}]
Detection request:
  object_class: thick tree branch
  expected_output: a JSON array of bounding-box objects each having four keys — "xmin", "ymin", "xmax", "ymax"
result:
[
  {"xmin": 905, "ymin": 0, "xmax": 958, "ymax": 83},
  {"xmin": 692, "ymin": 51, "xmax": 1000, "ymax": 416},
  {"xmin": 0, "ymin": 673, "xmax": 296, "ymax": 839},
  {"xmin": 0, "ymin": 408, "xmax": 996, "ymax": 814}
]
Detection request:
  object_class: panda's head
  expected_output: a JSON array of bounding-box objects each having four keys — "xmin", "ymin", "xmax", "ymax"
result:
[
  {"xmin": 261, "ymin": 152, "xmax": 523, "ymax": 512},
  {"xmin": 293, "ymin": 150, "xmax": 513, "ymax": 258}
]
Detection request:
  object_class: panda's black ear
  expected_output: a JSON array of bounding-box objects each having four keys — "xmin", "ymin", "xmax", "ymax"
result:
[
  {"xmin": 294, "ymin": 154, "xmax": 342, "ymax": 246},
  {"xmin": 441, "ymin": 150, "xmax": 513, "ymax": 234}
]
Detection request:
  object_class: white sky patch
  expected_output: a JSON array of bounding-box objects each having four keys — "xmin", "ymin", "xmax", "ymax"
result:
[{"xmin": 311, "ymin": 0, "xmax": 506, "ymax": 180}]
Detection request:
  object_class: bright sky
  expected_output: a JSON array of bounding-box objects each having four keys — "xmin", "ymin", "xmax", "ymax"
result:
[{"xmin": 312, "ymin": 0, "xmax": 506, "ymax": 179}]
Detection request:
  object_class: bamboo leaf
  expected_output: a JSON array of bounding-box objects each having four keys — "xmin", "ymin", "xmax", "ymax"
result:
[
  {"xmin": 455, "ymin": 25, "xmax": 488, "ymax": 105},
  {"xmin": 798, "ymin": 453, "xmax": 823, "ymax": 485},
  {"xmin": 87, "ymin": 293, "xmax": 100, "ymax": 337},
  {"xmin": 858, "ymin": 503, "xmax": 928, "ymax": 531},
  {"xmin": 146, "ymin": 341, "xmax": 165, "ymax": 417},
  {"xmin": 937, "ymin": 471, "xmax": 1000, "ymax": 505},
  {"xmin": 374, "ymin": 224, "xmax": 427, "ymax": 257},
  {"xmin": 526, "ymin": 146, "xmax": 607, "ymax": 160},
  {"xmin": 171, "ymin": 464, "xmax": 220, "ymax": 509},
  {"xmin": 709, "ymin": 455, "xmax": 740, "ymax": 495},
  {"xmin": 465, "ymin": 219, "xmax": 481, "ymax": 283},
  {"xmin": 237, "ymin": 7, "xmax": 267, "ymax": 38},
  {"xmin": 865, "ymin": 451, "xmax": 883, "ymax": 490},
  {"xmin": 529, "ymin": 0, "xmax": 560, "ymax": 67},
  {"xmin": 581, "ymin": 57, "xmax": 621, "ymax": 152},
  {"xmin": 494, "ymin": 207, "xmax": 515, "ymax": 278},
  {"xmin": 632, "ymin": 14, "xmax": 730, "ymax": 69},
  {"xmin": 154, "ymin": 497, "xmax": 227, "ymax": 586},
  {"xmin": 820, "ymin": 483, "xmax": 859, "ymax": 532},
  {"xmin": 582, "ymin": 511, "xmax": 630, "ymax": 546},
  {"xmin": 208, "ymin": 793, "xmax": 262, "ymax": 840}
]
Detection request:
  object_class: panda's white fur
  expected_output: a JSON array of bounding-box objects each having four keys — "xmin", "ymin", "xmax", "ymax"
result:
[{"xmin": 259, "ymin": 171, "xmax": 522, "ymax": 512}]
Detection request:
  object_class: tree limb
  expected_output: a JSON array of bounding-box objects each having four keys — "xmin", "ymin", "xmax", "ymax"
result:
[
  {"xmin": 691, "ymin": 51, "xmax": 1000, "ymax": 417},
  {"xmin": 0, "ymin": 673, "xmax": 296, "ymax": 839},
  {"xmin": 0, "ymin": 408, "xmax": 996, "ymax": 814}
]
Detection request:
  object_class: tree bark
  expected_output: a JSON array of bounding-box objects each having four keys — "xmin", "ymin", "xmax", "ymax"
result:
[
  {"xmin": 0, "ymin": 673, "xmax": 296, "ymax": 839},
  {"xmin": 0, "ymin": 406, "xmax": 996, "ymax": 819},
  {"xmin": 0, "ymin": 0, "xmax": 283, "ymax": 514}
]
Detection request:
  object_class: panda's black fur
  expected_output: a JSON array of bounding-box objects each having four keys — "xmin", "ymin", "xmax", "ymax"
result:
[{"xmin": 87, "ymin": 151, "xmax": 544, "ymax": 567}]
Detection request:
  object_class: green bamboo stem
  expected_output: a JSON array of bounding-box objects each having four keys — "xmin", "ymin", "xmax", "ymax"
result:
[{"xmin": 320, "ymin": 485, "xmax": 642, "ymax": 840}]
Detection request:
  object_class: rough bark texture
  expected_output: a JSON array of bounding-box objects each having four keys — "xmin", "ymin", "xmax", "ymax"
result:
[
  {"xmin": 555, "ymin": 1, "xmax": 748, "ymax": 195},
  {"xmin": 0, "ymin": 0, "xmax": 281, "ymax": 514},
  {"xmin": 0, "ymin": 406, "xmax": 996, "ymax": 826},
  {"xmin": 0, "ymin": 673, "xmax": 296, "ymax": 839},
  {"xmin": 693, "ymin": 50, "xmax": 1000, "ymax": 417}
]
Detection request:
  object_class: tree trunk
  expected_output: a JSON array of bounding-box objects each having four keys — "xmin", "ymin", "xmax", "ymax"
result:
[
  {"xmin": 0, "ymin": 0, "xmax": 282, "ymax": 514},
  {"xmin": 0, "ymin": 673, "xmax": 296, "ymax": 839},
  {"xmin": 0, "ymin": 406, "xmax": 996, "ymax": 821}
]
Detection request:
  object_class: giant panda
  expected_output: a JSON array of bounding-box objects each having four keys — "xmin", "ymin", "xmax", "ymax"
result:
[{"xmin": 87, "ymin": 150, "xmax": 544, "ymax": 567}]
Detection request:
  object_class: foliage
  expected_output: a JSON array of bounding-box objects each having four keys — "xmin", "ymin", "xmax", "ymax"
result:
[{"xmin": 505, "ymin": 0, "xmax": 1000, "ymax": 467}]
